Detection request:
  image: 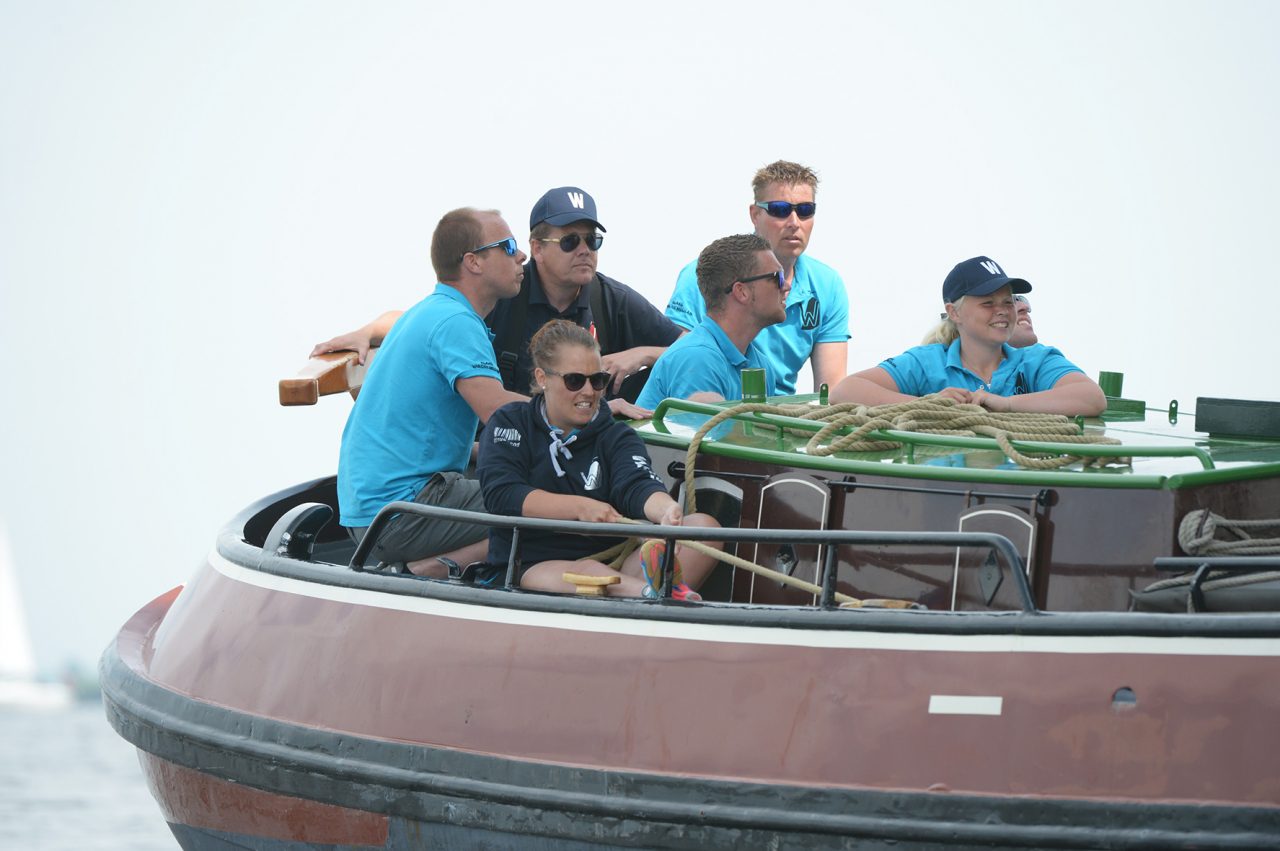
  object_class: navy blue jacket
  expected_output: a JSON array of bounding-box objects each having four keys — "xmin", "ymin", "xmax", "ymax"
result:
[
  {"xmin": 477, "ymin": 398, "xmax": 667, "ymax": 568},
  {"xmin": 484, "ymin": 261, "xmax": 682, "ymax": 396}
]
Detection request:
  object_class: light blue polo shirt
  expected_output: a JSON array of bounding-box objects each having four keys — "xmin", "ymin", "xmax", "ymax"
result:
[
  {"xmin": 879, "ymin": 341, "xmax": 1082, "ymax": 397},
  {"xmin": 338, "ymin": 283, "xmax": 501, "ymax": 527},
  {"xmin": 665, "ymin": 253, "xmax": 850, "ymax": 395},
  {"xmin": 636, "ymin": 315, "xmax": 777, "ymax": 409}
]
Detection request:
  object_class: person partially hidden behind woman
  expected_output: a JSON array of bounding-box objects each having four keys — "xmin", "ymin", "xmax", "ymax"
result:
[
  {"xmin": 478, "ymin": 319, "xmax": 721, "ymax": 600},
  {"xmin": 830, "ymin": 256, "xmax": 1106, "ymax": 416}
]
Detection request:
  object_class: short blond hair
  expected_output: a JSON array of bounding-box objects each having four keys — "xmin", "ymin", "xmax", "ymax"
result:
[{"xmin": 752, "ymin": 160, "xmax": 819, "ymax": 200}]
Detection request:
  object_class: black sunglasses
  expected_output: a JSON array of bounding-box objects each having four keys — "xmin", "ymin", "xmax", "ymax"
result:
[
  {"xmin": 754, "ymin": 201, "xmax": 817, "ymax": 220},
  {"xmin": 534, "ymin": 233, "xmax": 604, "ymax": 253},
  {"xmin": 544, "ymin": 369, "xmax": 610, "ymax": 392},
  {"xmin": 458, "ymin": 236, "xmax": 518, "ymax": 262},
  {"xmin": 725, "ymin": 269, "xmax": 785, "ymax": 294}
]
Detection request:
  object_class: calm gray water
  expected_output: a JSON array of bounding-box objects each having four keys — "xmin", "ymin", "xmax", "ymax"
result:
[{"xmin": 0, "ymin": 702, "xmax": 178, "ymax": 850}]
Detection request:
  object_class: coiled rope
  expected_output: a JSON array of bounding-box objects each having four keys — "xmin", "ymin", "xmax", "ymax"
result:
[
  {"xmin": 679, "ymin": 396, "xmax": 1122, "ymax": 514},
  {"xmin": 1136, "ymin": 509, "xmax": 1280, "ymax": 610},
  {"xmin": 1178, "ymin": 509, "xmax": 1280, "ymax": 556}
]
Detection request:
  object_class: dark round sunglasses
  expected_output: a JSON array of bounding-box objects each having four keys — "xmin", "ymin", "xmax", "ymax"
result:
[
  {"xmin": 545, "ymin": 369, "xmax": 610, "ymax": 392},
  {"xmin": 534, "ymin": 233, "xmax": 604, "ymax": 253},
  {"xmin": 754, "ymin": 201, "xmax": 817, "ymax": 220}
]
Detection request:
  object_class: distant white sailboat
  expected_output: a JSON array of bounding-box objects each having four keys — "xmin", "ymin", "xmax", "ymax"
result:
[{"xmin": 0, "ymin": 521, "xmax": 72, "ymax": 709}]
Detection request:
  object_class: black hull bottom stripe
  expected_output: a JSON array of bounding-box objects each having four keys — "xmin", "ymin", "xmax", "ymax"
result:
[{"xmin": 102, "ymin": 645, "xmax": 1280, "ymax": 850}]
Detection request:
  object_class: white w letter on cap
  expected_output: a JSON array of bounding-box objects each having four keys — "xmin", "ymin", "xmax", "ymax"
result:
[
  {"xmin": 566, "ymin": 191, "xmax": 585, "ymax": 209},
  {"xmin": 980, "ymin": 259, "xmax": 1002, "ymax": 276}
]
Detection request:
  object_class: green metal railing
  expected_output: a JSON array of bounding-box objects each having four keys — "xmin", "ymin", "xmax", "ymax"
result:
[{"xmin": 649, "ymin": 398, "xmax": 1216, "ymax": 471}]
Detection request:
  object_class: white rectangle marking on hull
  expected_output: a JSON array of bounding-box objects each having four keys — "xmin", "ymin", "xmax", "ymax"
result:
[{"xmin": 929, "ymin": 695, "xmax": 1003, "ymax": 715}]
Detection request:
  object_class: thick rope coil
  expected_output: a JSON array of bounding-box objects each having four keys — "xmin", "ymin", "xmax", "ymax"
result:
[
  {"xmin": 1178, "ymin": 509, "xmax": 1280, "ymax": 556},
  {"xmin": 679, "ymin": 396, "xmax": 1122, "ymax": 508}
]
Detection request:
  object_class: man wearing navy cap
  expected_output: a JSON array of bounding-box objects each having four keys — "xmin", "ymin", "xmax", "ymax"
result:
[
  {"xmin": 486, "ymin": 187, "xmax": 682, "ymax": 401},
  {"xmin": 313, "ymin": 187, "xmax": 681, "ymax": 411}
]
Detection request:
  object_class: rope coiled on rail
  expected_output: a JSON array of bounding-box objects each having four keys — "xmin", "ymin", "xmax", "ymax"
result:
[
  {"xmin": 679, "ymin": 396, "xmax": 1121, "ymax": 514},
  {"xmin": 1178, "ymin": 509, "xmax": 1280, "ymax": 556}
]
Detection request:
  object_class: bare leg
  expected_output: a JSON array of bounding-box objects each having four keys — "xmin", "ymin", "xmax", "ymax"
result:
[
  {"xmin": 621, "ymin": 513, "xmax": 723, "ymax": 590},
  {"xmin": 406, "ymin": 539, "xmax": 490, "ymax": 578},
  {"xmin": 521, "ymin": 559, "xmax": 647, "ymax": 597}
]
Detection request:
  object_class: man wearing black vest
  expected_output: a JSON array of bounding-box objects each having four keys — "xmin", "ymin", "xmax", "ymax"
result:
[{"xmin": 311, "ymin": 187, "xmax": 681, "ymax": 413}]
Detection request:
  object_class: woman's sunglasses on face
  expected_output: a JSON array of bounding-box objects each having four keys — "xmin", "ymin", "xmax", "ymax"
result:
[{"xmin": 545, "ymin": 369, "xmax": 611, "ymax": 392}]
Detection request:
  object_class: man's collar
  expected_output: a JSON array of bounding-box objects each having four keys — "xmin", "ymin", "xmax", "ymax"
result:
[
  {"xmin": 526, "ymin": 260, "xmax": 590, "ymax": 310},
  {"xmin": 700, "ymin": 315, "xmax": 749, "ymax": 367}
]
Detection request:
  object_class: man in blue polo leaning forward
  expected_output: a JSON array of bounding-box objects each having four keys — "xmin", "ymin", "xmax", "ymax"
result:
[
  {"xmin": 664, "ymin": 160, "xmax": 850, "ymax": 396},
  {"xmin": 338, "ymin": 207, "xmax": 527, "ymax": 577},
  {"xmin": 637, "ymin": 234, "xmax": 786, "ymax": 408}
]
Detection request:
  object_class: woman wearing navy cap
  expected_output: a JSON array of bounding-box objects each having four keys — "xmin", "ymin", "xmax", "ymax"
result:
[{"xmin": 830, "ymin": 257, "xmax": 1105, "ymax": 416}]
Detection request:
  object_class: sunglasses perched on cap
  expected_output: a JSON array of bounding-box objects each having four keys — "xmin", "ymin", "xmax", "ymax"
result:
[
  {"xmin": 544, "ymin": 369, "xmax": 611, "ymax": 392},
  {"xmin": 724, "ymin": 270, "xmax": 786, "ymax": 294},
  {"xmin": 534, "ymin": 233, "xmax": 604, "ymax": 253},
  {"xmin": 754, "ymin": 201, "xmax": 817, "ymax": 220},
  {"xmin": 459, "ymin": 236, "xmax": 519, "ymax": 262}
]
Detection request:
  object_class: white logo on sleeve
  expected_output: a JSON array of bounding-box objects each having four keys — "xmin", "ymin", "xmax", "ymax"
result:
[
  {"xmin": 980, "ymin": 259, "xmax": 1002, "ymax": 276},
  {"xmin": 633, "ymin": 454, "xmax": 663, "ymax": 483},
  {"xmin": 493, "ymin": 427, "xmax": 522, "ymax": 447},
  {"xmin": 582, "ymin": 459, "xmax": 601, "ymax": 490},
  {"xmin": 567, "ymin": 191, "xmax": 585, "ymax": 209}
]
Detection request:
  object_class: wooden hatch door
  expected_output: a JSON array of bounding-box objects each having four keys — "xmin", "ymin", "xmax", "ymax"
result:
[
  {"xmin": 745, "ymin": 473, "xmax": 831, "ymax": 605},
  {"xmin": 951, "ymin": 504, "xmax": 1037, "ymax": 611}
]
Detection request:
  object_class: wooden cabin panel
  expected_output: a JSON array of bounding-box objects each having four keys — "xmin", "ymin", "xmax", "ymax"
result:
[
  {"xmin": 649, "ymin": 447, "xmax": 1280, "ymax": 613},
  {"xmin": 739, "ymin": 473, "xmax": 829, "ymax": 605}
]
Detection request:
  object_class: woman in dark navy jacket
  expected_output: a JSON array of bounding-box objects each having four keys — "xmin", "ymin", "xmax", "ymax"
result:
[
  {"xmin": 831, "ymin": 256, "xmax": 1105, "ymax": 416},
  {"xmin": 478, "ymin": 320, "xmax": 720, "ymax": 598}
]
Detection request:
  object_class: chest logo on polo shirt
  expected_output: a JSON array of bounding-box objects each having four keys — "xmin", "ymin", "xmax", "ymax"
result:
[
  {"xmin": 582, "ymin": 458, "xmax": 601, "ymax": 490},
  {"xmin": 1014, "ymin": 372, "xmax": 1029, "ymax": 396},
  {"xmin": 801, "ymin": 297, "xmax": 821, "ymax": 330}
]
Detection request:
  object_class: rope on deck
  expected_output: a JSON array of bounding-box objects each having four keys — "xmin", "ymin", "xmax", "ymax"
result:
[
  {"xmin": 679, "ymin": 396, "xmax": 1122, "ymax": 514},
  {"xmin": 1179, "ymin": 509, "xmax": 1280, "ymax": 556}
]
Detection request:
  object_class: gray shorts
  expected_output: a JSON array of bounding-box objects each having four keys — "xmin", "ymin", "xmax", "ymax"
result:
[{"xmin": 347, "ymin": 472, "xmax": 486, "ymax": 564}]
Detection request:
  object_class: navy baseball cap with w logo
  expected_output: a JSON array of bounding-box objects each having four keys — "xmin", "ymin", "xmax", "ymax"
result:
[
  {"xmin": 529, "ymin": 186, "xmax": 607, "ymax": 232},
  {"xmin": 942, "ymin": 256, "xmax": 1031, "ymax": 303}
]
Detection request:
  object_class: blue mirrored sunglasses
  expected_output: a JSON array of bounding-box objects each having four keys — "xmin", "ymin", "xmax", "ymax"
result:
[
  {"xmin": 461, "ymin": 236, "xmax": 519, "ymax": 261},
  {"xmin": 754, "ymin": 201, "xmax": 817, "ymax": 220}
]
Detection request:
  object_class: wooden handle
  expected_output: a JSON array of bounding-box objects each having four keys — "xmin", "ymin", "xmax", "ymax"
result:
[
  {"xmin": 562, "ymin": 572, "xmax": 621, "ymax": 596},
  {"xmin": 278, "ymin": 350, "xmax": 375, "ymax": 406}
]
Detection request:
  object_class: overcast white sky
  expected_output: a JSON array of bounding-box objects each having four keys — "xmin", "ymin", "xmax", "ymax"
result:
[{"xmin": 3, "ymin": 1, "xmax": 1278, "ymax": 673}]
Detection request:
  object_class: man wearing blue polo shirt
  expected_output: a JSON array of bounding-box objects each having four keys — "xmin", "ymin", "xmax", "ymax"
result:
[
  {"xmin": 664, "ymin": 160, "xmax": 849, "ymax": 396},
  {"xmin": 637, "ymin": 234, "xmax": 785, "ymax": 408},
  {"xmin": 338, "ymin": 207, "xmax": 527, "ymax": 577}
]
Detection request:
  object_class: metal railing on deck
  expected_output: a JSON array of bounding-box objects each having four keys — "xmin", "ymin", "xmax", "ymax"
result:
[{"xmin": 350, "ymin": 501, "xmax": 1038, "ymax": 613}]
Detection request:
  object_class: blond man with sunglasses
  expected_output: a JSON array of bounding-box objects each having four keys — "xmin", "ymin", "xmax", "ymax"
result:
[{"xmin": 664, "ymin": 161, "xmax": 850, "ymax": 396}]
